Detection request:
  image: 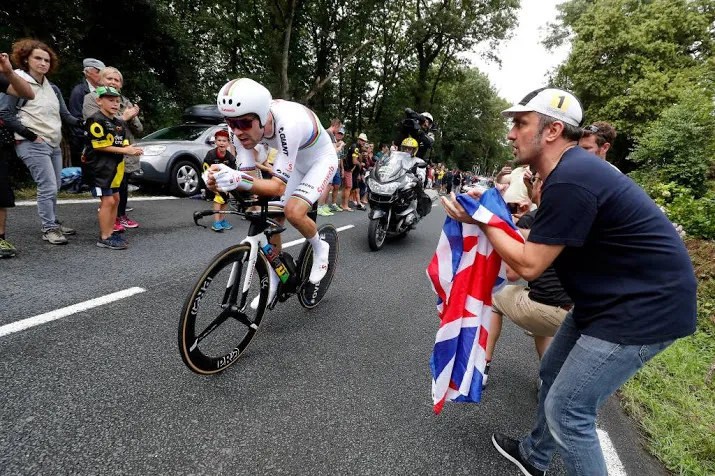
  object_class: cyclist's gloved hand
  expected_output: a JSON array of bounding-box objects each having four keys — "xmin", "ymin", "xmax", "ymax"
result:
[{"xmin": 210, "ymin": 164, "xmax": 254, "ymax": 192}]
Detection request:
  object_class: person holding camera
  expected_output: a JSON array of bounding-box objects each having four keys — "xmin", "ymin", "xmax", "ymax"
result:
[{"xmin": 394, "ymin": 108, "xmax": 436, "ymax": 161}]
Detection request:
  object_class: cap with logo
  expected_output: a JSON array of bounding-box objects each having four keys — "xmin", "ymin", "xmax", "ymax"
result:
[
  {"xmin": 337, "ymin": 126, "xmax": 345, "ymax": 135},
  {"xmin": 96, "ymin": 86, "xmax": 121, "ymax": 98},
  {"xmin": 358, "ymin": 133, "xmax": 368, "ymax": 141},
  {"xmin": 501, "ymin": 87, "xmax": 583, "ymax": 127},
  {"xmin": 83, "ymin": 58, "xmax": 106, "ymax": 70}
]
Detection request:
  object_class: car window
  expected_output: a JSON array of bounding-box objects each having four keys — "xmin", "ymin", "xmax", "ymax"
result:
[{"xmin": 142, "ymin": 125, "xmax": 211, "ymax": 141}]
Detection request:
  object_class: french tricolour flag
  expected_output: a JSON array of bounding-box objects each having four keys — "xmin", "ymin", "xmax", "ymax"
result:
[{"xmin": 427, "ymin": 188, "xmax": 525, "ymax": 414}]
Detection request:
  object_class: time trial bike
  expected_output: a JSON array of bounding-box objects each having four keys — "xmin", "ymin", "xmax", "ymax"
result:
[{"xmin": 178, "ymin": 194, "xmax": 339, "ymax": 374}]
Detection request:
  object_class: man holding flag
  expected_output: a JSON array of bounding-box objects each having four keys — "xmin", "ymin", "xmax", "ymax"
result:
[{"xmin": 441, "ymin": 87, "xmax": 697, "ymax": 476}]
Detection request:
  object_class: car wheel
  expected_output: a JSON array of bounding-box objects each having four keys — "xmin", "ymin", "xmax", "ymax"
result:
[{"xmin": 170, "ymin": 160, "xmax": 200, "ymax": 197}]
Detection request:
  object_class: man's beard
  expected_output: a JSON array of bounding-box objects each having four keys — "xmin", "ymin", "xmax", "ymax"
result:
[{"xmin": 515, "ymin": 130, "xmax": 545, "ymax": 166}]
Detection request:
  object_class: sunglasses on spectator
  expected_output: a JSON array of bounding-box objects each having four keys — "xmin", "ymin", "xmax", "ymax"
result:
[
  {"xmin": 225, "ymin": 117, "xmax": 255, "ymax": 131},
  {"xmin": 584, "ymin": 125, "xmax": 600, "ymax": 134}
]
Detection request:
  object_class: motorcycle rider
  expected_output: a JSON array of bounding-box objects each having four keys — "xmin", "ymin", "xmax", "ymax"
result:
[{"xmin": 400, "ymin": 137, "xmax": 430, "ymax": 220}]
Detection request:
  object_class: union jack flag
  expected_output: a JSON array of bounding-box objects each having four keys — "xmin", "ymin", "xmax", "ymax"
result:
[{"xmin": 427, "ymin": 189, "xmax": 525, "ymax": 414}]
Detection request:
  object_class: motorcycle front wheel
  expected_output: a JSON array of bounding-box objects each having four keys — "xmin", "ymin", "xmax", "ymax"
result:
[{"xmin": 368, "ymin": 216, "xmax": 387, "ymax": 251}]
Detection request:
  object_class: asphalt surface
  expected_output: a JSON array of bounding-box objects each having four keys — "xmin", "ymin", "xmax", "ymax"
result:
[{"xmin": 1, "ymin": 193, "xmax": 669, "ymax": 475}]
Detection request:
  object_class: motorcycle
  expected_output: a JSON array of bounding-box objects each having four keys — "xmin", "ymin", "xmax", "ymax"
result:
[{"xmin": 365, "ymin": 151, "xmax": 430, "ymax": 251}]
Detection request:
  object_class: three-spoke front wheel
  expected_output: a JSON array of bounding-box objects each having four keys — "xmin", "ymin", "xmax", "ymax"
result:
[{"xmin": 178, "ymin": 244, "xmax": 270, "ymax": 374}]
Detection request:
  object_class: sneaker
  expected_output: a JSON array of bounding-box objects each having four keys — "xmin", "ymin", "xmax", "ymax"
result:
[
  {"xmin": 113, "ymin": 218, "xmax": 126, "ymax": 233},
  {"xmin": 56, "ymin": 222, "xmax": 76, "ymax": 235},
  {"xmin": 309, "ymin": 240, "xmax": 330, "ymax": 284},
  {"xmin": 329, "ymin": 204, "xmax": 342, "ymax": 212},
  {"xmin": 125, "ymin": 206, "xmax": 134, "ymax": 213},
  {"xmin": 211, "ymin": 221, "xmax": 223, "ymax": 232},
  {"xmin": 42, "ymin": 228, "xmax": 68, "ymax": 245},
  {"xmin": 0, "ymin": 238, "xmax": 17, "ymax": 258},
  {"xmin": 356, "ymin": 203, "xmax": 367, "ymax": 211},
  {"xmin": 491, "ymin": 434, "xmax": 545, "ymax": 476},
  {"xmin": 220, "ymin": 219, "xmax": 233, "ymax": 230},
  {"xmin": 96, "ymin": 235, "xmax": 128, "ymax": 250},
  {"xmin": 111, "ymin": 231, "xmax": 128, "ymax": 244},
  {"xmin": 483, "ymin": 361, "xmax": 491, "ymax": 389},
  {"xmin": 119, "ymin": 215, "xmax": 139, "ymax": 228},
  {"xmin": 317, "ymin": 205, "xmax": 333, "ymax": 217}
]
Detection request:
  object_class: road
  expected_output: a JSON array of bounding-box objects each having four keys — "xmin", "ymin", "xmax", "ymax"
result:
[{"xmin": 1, "ymin": 194, "xmax": 668, "ymax": 475}]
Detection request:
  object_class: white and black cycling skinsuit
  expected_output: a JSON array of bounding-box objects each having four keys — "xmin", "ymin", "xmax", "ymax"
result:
[{"xmin": 233, "ymin": 99, "xmax": 338, "ymax": 207}]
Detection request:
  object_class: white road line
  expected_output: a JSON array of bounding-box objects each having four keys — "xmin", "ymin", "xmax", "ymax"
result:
[
  {"xmin": 15, "ymin": 196, "xmax": 179, "ymax": 206},
  {"xmin": 0, "ymin": 287, "xmax": 147, "ymax": 338},
  {"xmin": 283, "ymin": 224, "xmax": 355, "ymax": 249},
  {"xmin": 597, "ymin": 429, "xmax": 627, "ymax": 476}
]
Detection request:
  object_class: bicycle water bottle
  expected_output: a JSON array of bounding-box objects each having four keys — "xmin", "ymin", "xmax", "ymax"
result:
[{"xmin": 262, "ymin": 243, "xmax": 290, "ymax": 283}]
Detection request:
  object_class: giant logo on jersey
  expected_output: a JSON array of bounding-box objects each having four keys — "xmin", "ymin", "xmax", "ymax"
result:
[{"xmin": 279, "ymin": 127, "xmax": 288, "ymax": 156}]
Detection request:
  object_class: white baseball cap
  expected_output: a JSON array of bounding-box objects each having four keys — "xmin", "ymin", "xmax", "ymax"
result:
[
  {"xmin": 502, "ymin": 87, "xmax": 583, "ymax": 127},
  {"xmin": 358, "ymin": 133, "xmax": 368, "ymax": 141}
]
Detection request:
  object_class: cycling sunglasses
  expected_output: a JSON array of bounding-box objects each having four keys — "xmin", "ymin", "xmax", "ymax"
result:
[
  {"xmin": 583, "ymin": 124, "xmax": 600, "ymax": 134},
  {"xmin": 225, "ymin": 117, "xmax": 255, "ymax": 131}
]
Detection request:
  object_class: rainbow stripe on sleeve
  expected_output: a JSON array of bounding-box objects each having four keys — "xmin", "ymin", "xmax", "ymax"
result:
[{"xmin": 298, "ymin": 107, "xmax": 321, "ymax": 150}]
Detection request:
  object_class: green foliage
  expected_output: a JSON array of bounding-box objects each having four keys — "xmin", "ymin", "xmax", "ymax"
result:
[
  {"xmin": 629, "ymin": 174, "xmax": 715, "ymax": 240},
  {"xmin": 629, "ymin": 89, "xmax": 715, "ymax": 196},
  {"xmin": 547, "ymin": 0, "xmax": 715, "ymax": 164}
]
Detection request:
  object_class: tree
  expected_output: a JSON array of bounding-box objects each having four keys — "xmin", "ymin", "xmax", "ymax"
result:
[
  {"xmin": 629, "ymin": 88, "xmax": 715, "ymax": 196},
  {"xmin": 546, "ymin": 0, "xmax": 715, "ymax": 164}
]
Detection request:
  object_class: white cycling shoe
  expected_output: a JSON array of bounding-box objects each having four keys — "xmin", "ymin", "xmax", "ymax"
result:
[
  {"xmin": 309, "ymin": 240, "xmax": 330, "ymax": 284},
  {"xmin": 250, "ymin": 267, "xmax": 278, "ymax": 310}
]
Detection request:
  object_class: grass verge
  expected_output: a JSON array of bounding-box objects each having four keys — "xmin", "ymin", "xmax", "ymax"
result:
[{"xmin": 621, "ymin": 238, "xmax": 715, "ymax": 475}]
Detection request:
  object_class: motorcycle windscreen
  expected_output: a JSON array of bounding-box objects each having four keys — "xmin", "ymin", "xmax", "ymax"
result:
[{"xmin": 374, "ymin": 151, "xmax": 409, "ymax": 183}]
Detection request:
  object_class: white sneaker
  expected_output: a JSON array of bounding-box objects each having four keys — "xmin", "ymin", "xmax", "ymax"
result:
[
  {"xmin": 309, "ymin": 240, "xmax": 330, "ymax": 284},
  {"xmin": 251, "ymin": 267, "xmax": 278, "ymax": 310}
]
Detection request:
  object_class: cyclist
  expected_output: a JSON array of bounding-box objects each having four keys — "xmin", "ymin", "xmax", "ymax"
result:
[{"xmin": 205, "ymin": 78, "xmax": 338, "ymax": 305}]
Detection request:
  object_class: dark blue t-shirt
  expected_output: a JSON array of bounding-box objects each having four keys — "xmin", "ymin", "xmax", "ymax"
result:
[{"xmin": 528, "ymin": 147, "xmax": 697, "ymax": 345}]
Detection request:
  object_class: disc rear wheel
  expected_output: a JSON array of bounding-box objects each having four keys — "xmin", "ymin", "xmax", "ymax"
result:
[
  {"xmin": 297, "ymin": 224, "xmax": 339, "ymax": 309},
  {"xmin": 178, "ymin": 244, "xmax": 270, "ymax": 374}
]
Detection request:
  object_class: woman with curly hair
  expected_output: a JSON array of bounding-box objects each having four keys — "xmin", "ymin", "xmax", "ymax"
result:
[{"xmin": 0, "ymin": 38, "xmax": 81, "ymax": 245}]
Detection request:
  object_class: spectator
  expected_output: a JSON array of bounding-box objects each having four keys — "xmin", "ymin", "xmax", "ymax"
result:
[
  {"xmin": 436, "ymin": 165, "xmax": 445, "ymax": 193},
  {"xmin": 0, "ymin": 39, "xmax": 81, "ymax": 245},
  {"xmin": 201, "ymin": 129, "xmax": 236, "ymax": 231},
  {"xmin": 451, "ymin": 168, "xmax": 462, "ymax": 193},
  {"xmin": 442, "ymin": 87, "xmax": 696, "ymax": 476},
  {"xmin": 326, "ymin": 125, "xmax": 345, "ymax": 213},
  {"xmin": 83, "ymin": 86, "xmax": 142, "ymax": 249},
  {"xmin": 69, "ymin": 58, "xmax": 105, "ymax": 166},
  {"xmin": 342, "ymin": 133, "xmax": 367, "ymax": 211},
  {"xmin": 0, "ymin": 50, "xmax": 35, "ymax": 258},
  {"xmin": 579, "ymin": 121, "xmax": 618, "ymax": 167},
  {"xmin": 444, "ymin": 168, "xmax": 453, "ymax": 194},
  {"xmin": 82, "ymin": 66, "xmax": 142, "ymax": 232},
  {"xmin": 317, "ymin": 118, "xmax": 343, "ymax": 216},
  {"xmin": 484, "ymin": 171, "xmax": 573, "ymax": 389},
  {"xmin": 426, "ymin": 164, "xmax": 434, "ymax": 189}
]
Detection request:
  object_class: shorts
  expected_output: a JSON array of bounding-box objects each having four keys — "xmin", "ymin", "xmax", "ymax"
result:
[
  {"xmin": 331, "ymin": 170, "xmax": 342, "ymax": 186},
  {"xmin": 351, "ymin": 169, "xmax": 360, "ymax": 190},
  {"xmin": 492, "ymin": 285, "xmax": 568, "ymax": 336},
  {"xmin": 0, "ymin": 148, "xmax": 15, "ymax": 208},
  {"xmin": 91, "ymin": 186, "xmax": 119, "ymax": 198},
  {"xmin": 342, "ymin": 170, "xmax": 353, "ymax": 189},
  {"xmin": 435, "ymin": 178, "xmax": 441, "ymax": 187},
  {"xmin": 204, "ymin": 189, "xmax": 229, "ymax": 204},
  {"xmin": 271, "ymin": 142, "xmax": 338, "ymax": 207}
]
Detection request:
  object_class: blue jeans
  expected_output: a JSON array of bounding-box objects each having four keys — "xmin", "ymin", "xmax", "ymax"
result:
[
  {"xmin": 519, "ymin": 313, "xmax": 673, "ymax": 475},
  {"xmin": 15, "ymin": 140, "xmax": 63, "ymax": 231}
]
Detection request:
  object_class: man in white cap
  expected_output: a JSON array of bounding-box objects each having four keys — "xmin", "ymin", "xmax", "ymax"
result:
[
  {"xmin": 69, "ymin": 58, "xmax": 105, "ymax": 164},
  {"xmin": 442, "ymin": 87, "xmax": 696, "ymax": 476}
]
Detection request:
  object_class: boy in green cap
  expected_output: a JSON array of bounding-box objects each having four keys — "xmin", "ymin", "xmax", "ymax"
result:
[{"xmin": 83, "ymin": 86, "xmax": 143, "ymax": 249}]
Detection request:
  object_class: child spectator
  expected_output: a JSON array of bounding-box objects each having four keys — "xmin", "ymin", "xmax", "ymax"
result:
[
  {"xmin": 202, "ymin": 129, "xmax": 236, "ymax": 232},
  {"xmin": 83, "ymin": 86, "xmax": 142, "ymax": 249}
]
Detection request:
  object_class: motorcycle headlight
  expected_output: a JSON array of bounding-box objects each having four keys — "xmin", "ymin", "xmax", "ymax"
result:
[
  {"xmin": 369, "ymin": 181, "xmax": 401, "ymax": 195},
  {"xmin": 141, "ymin": 145, "xmax": 167, "ymax": 156}
]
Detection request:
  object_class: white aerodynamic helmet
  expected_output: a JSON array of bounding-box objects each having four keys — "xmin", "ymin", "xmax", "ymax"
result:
[
  {"xmin": 421, "ymin": 112, "xmax": 434, "ymax": 123},
  {"xmin": 216, "ymin": 78, "xmax": 272, "ymax": 126}
]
